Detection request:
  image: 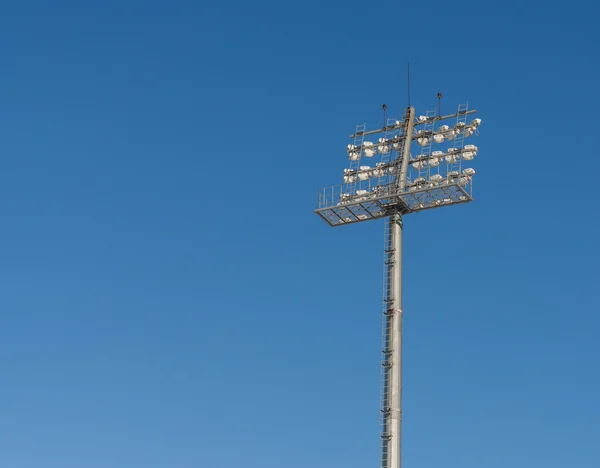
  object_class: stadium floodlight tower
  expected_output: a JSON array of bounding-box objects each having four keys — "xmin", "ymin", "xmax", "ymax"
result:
[{"xmin": 314, "ymin": 100, "xmax": 482, "ymax": 468}]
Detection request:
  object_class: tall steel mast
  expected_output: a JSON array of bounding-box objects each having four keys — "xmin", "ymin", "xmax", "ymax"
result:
[{"xmin": 315, "ymin": 99, "xmax": 482, "ymax": 468}]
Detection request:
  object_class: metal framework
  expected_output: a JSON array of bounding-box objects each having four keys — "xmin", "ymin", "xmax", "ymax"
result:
[{"xmin": 314, "ymin": 102, "xmax": 482, "ymax": 468}]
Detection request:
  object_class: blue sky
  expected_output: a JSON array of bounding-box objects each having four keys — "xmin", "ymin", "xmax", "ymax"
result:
[{"xmin": 0, "ymin": 1, "xmax": 599, "ymax": 467}]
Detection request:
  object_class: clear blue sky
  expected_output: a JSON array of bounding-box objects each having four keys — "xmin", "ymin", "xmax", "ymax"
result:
[{"xmin": 1, "ymin": 1, "xmax": 599, "ymax": 467}]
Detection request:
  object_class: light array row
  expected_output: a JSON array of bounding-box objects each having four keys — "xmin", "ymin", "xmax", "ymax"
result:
[
  {"xmin": 408, "ymin": 169, "xmax": 475, "ymax": 191},
  {"xmin": 337, "ymin": 169, "xmax": 476, "ymax": 205},
  {"xmin": 342, "ymin": 146, "xmax": 478, "ymax": 183},
  {"xmin": 416, "ymin": 118, "xmax": 481, "ymax": 146},
  {"xmin": 343, "ymin": 163, "xmax": 389, "ymax": 183},
  {"xmin": 411, "ymin": 145, "xmax": 478, "ymax": 169},
  {"xmin": 347, "ymin": 118, "xmax": 482, "ymax": 159},
  {"xmin": 347, "ymin": 137, "xmax": 404, "ymax": 160}
]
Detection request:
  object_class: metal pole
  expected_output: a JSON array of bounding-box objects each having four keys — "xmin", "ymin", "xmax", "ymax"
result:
[
  {"xmin": 384, "ymin": 106, "xmax": 414, "ymax": 468},
  {"xmin": 388, "ymin": 213, "xmax": 403, "ymax": 468}
]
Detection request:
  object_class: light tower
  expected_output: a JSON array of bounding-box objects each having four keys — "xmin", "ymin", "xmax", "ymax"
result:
[{"xmin": 314, "ymin": 99, "xmax": 482, "ymax": 468}]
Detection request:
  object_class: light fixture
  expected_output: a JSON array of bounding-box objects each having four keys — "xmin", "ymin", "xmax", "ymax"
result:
[
  {"xmin": 358, "ymin": 166, "xmax": 371, "ymax": 181},
  {"xmin": 411, "ymin": 160, "xmax": 427, "ymax": 170},
  {"xmin": 445, "ymin": 150, "xmax": 459, "ymax": 164},
  {"xmin": 445, "ymin": 129, "xmax": 457, "ymax": 140},
  {"xmin": 347, "ymin": 144, "xmax": 360, "ymax": 160},
  {"xmin": 363, "ymin": 142, "xmax": 377, "ymax": 157},
  {"xmin": 338, "ymin": 193, "xmax": 351, "ymax": 205},
  {"xmin": 429, "ymin": 151, "xmax": 443, "ymax": 167},
  {"xmin": 378, "ymin": 138, "xmax": 391, "ymax": 154},
  {"xmin": 373, "ymin": 163, "xmax": 386, "ymax": 178},
  {"xmin": 355, "ymin": 189, "xmax": 368, "ymax": 201},
  {"xmin": 447, "ymin": 171, "xmax": 459, "ymax": 182},
  {"xmin": 343, "ymin": 169, "xmax": 357, "ymax": 183}
]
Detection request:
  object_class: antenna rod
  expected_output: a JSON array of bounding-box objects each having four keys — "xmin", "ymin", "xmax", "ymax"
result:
[{"xmin": 407, "ymin": 63, "xmax": 411, "ymax": 108}]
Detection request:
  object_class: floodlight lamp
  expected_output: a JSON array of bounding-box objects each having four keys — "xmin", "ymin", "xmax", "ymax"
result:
[
  {"xmin": 338, "ymin": 193, "xmax": 351, "ymax": 205},
  {"xmin": 445, "ymin": 129, "xmax": 457, "ymax": 141},
  {"xmin": 462, "ymin": 151, "xmax": 475, "ymax": 161},
  {"xmin": 445, "ymin": 152, "xmax": 459, "ymax": 164},
  {"xmin": 392, "ymin": 138, "xmax": 403, "ymax": 151},
  {"xmin": 430, "ymin": 174, "xmax": 443, "ymax": 184},
  {"xmin": 407, "ymin": 178, "xmax": 426, "ymax": 192},
  {"xmin": 343, "ymin": 168, "xmax": 357, "ymax": 183},
  {"xmin": 358, "ymin": 166, "xmax": 371, "ymax": 181},
  {"xmin": 463, "ymin": 168, "xmax": 476, "ymax": 176},
  {"xmin": 433, "ymin": 134, "xmax": 445, "ymax": 143},
  {"xmin": 429, "ymin": 152, "xmax": 442, "ymax": 167},
  {"xmin": 463, "ymin": 127, "xmax": 475, "ymax": 138},
  {"xmin": 373, "ymin": 163, "xmax": 386, "ymax": 178},
  {"xmin": 363, "ymin": 141, "xmax": 377, "ymax": 157},
  {"xmin": 471, "ymin": 118, "xmax": 482, "ymax": 127},
  {"xmin": 347, "ymin": 144, "xmax": 360, "ymax": 160},
  {"xmin": 356, "ymin": 189, "xmax": 368, "ymax": 201},
  {"xmin": 378, "ymin": 138, "xmax": 391, "ymax": 154},
  {"xmin": 412, "ymin": 160, "xmax": 427, "ymax": 170},
  {"xmin": 417, "ymin": 137, "xmax": 430, "ymax": 147}
]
